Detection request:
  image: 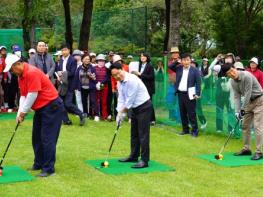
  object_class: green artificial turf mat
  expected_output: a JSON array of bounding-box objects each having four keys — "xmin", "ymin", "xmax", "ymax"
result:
[
  {"xmin": 85, "ymin": 159, "xmax": 175, "ymax": 175},
  {"xmin": 197, "ymin": 153, "xmax": 263, "ymax": 167},
  {"xmin": 0, "ymin": 113, "xmax": 33, "ymax": 120},
  {"xmin": 0, "ymin": 166, "xmax": 35, "ymax": 184}
]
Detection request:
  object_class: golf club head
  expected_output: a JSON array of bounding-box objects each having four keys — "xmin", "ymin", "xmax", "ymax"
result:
[
  {"xmin": 214, "ymin": 155, "xmax": 220, "ymax": 160},
  {"xmin": 0, "ymin": 166, "xmax": 3, "ymax": 176}
]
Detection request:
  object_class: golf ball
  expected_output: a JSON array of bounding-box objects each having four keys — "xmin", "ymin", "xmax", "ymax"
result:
[{"xmin": 104, "ymin": 161, "xmax": 109, "ymax": 167}]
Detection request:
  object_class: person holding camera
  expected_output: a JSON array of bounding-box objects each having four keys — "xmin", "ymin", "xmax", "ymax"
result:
[{"xmin": 220, "ymin": 63, "xmax": 263, "ymax": 160}]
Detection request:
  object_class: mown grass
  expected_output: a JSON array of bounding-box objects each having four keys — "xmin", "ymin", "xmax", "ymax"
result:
[{"xmin": 0, "ymin": 115, "xmax": 262, "ymax": 197}]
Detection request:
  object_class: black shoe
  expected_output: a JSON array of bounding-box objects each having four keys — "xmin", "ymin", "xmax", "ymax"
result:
[
  {"xmin": 251, "ymin": 152, "xmax": 263, "ymax": 160},
  {"xmin": 36, "ymin": 171, "xmax": 55, "ymax": 177},
  {"xmin": 118, "ymin": 157, "xmax": 138, "ymax": 162},
  {"xmin": 80, "ymin": 114, "xmax": 86, "ymax": 126},
  {"xmin": 234, "ymin": 149, "xmax": 252, "ymax": 156},
  {"xmin": 191, "ymin": 130, "xmax": 198, "ymax": 137},
  {"xmin": 27, "ymin": 166, "xmax": 41, "ymax": 171},
  {"xmin": 63, "ymin": 120, "xmax": 72, "ymax": 125},
  {"xmin": 179, "ymin": 131, "xmax": 190, "ymax": 135},
  {"xmin": 131, "ymin": 160, "xmax": 148, "ymax": 168}
]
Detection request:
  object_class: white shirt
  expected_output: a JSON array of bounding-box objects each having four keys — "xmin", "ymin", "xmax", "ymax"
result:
[
  {"xmin": 140, "ymin": 63, "xmax": 147, "ymax": 74},
  {"xmin": 62, "ymin": 55, "xmax": 69, "ymax": 71},
  {"xmin": 117, "ymin": 72, "xmax": 150, "ymax": 112},
  {"xmin": 178, "ymin": 67, "xmax": 190, "ymax": 91}
]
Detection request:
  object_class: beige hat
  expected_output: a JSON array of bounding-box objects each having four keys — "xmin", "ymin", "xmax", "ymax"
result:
[
  {"xmin": 113, "ymin": 55, "xmax": 122, "ymax": 63},
  {"xmin": 234, "ymin": 62, "xmax": 244, "ymax": 70},
  {"xmin": 4, "ymin": 53, "xmax": 20, "ymax": 72},
  {"xmin": 170, "ymin": 47, "xmax": 179, "ymax": 53},
  {"xmin": 28, "ymin": 48, "xmax": 36, "ymax": 54}
]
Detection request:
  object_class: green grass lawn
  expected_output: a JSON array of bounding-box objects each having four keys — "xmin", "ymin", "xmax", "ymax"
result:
[{"xmin": 0, "ymin": 115, "xmax": 263, "ymax": 197}]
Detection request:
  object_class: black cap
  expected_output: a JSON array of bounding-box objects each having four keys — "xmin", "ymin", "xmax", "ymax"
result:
[{"xmin": 220, "ymin": 63, "xmax": 234, "ymax": 77}]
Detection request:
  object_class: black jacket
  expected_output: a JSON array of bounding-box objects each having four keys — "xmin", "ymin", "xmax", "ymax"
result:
[{"xmin": 139, "ymin": 62, "xmax": 155, "ymax": 95}]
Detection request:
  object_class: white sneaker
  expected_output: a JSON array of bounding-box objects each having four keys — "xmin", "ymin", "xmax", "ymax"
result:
[
  {"xmin": 7, "ymin": 109, "xmax": 12, "ymax": 113},
  {"xmin": 94, "ymin": 116, "xmax": 100, "ymax": 122},
  {"xmin": 107, "ymin": 115, "xmax": 112, "ymax": 120},
  {"xmin": 201, "ymin": 122, "xmax": 207, "ymax": 130}
]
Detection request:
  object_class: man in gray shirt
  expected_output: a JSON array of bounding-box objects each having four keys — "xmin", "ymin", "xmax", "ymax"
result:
[
  {"xmin": 29, "ymin": 41, "xmax": 56, "ymax": 84},
  {"xmin": 220, "ymin": 63, "xmax": 263, "ymax": 160}
]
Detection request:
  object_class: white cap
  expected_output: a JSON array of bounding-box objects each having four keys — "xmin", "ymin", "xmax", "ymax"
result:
[
  {"xmin": 4, "ymin": 53, "xmax": 20, "ymax": 72},
  {"xmin": 0, "ymin": 46, "xmax": 7, "ymax": 50},
  {"xmin": 90, "ymin": 52, "xmax": 96, "ymax": 57},
  {"xmin": 54, "ymin": 50, "xmax": 62, "ymax": 56},
  {"xmin": 234, "ymin": 62, "xmax": 244, "ymax": 70},
  {"xmin": 250, "ymin": 57, "xmax": 258, "ymax": 65},
  {"xmin": 113, "ymin": 55, "xmax": 122, "ymax": 63},
  {"xmin": 72, "ymin": 49, "xmax": 84, "ymax": 56},
  {"xmin": 96, "ymin": 54, "xmax": 106, "ymax": 61},
  {"xmin": 127, "ymin": 55, "xmax": 133, "ymax": 59},
  {"xmin": 202, "ymin": 58, "xmax": 208, "ymax": 61},
  {"xmin": 28, "ymin": 48, "xmax": 36, "ymax": 54}
]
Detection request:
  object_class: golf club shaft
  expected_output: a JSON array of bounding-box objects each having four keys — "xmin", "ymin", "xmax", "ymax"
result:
[
  {"xmin": 0, "ymin": 123, "xmax": 19, "ymax": 167},
  {"xmin": 218, "ymin": 120, "xmax": 240, "ymax": 155},
  {"xmin": 105, "ymin": 122, "xmax": 121, "ymax": 161}
]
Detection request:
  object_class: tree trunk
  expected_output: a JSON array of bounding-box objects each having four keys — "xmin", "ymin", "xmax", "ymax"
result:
[
  {"xmin": 22, "ymin": 0, "xmax": 35, "ymax": 51},
  {"xmin": 79, "ymin": 0, "xmax": 94, "ymax": 51},
  {"xmin": 62, "ymin": 0, "xmax": 73, "ymax": 52},
  {"xmin": 168, "ymin": 0, "xmax": 182, "ymax": 50},
  {"xmin": 164, "ymin": 0, "xmax": 170, "ymax": 52}
]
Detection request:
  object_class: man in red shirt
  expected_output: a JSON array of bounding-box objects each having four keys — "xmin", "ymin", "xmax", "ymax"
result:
[{"xmin": 4, "ymin": 54, "xmax": 64, "ymax": 177}]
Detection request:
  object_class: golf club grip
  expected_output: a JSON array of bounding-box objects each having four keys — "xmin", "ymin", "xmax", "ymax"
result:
[
  {"xmin": 108, "ymin": 133, "xmax": 117, "ymax": 152},
  {"xmin": 0, "ymin": 123, "xmax": 19, "ymax": 166}
]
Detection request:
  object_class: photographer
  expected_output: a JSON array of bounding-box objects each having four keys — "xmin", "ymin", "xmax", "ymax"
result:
[{"xmin": 209, "ymin": 54, "xmax": 235, "ymax": 133}]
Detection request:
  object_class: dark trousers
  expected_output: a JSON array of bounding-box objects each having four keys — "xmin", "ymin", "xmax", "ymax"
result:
[
  {"xmin": 32, "ymin": 98, "xmax": 63, "ymax": 173},
  {"xmin": 149, "ymin": 94, "xmax": 156, "ymax": 122},
  {"xmin": 107, "ymin": 86, "xmax": 113, "ymax": 117},
  {"xmin": 61, "ymin": 90, "xmax": 83, "ymax": 122},
  {"xmin": 178, "ymin": 92, "xmax": 198, "ymax": 132},
  {"xmin": 81, "ymin": 88, "xmax": 96, "ymax": 115},
  {"xmin": 130, "ymin": 100, "xmax": 152, "ymax": 162}
]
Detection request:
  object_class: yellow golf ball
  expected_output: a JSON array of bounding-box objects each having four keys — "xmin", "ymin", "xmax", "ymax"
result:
[
  {"xmin": 104, "ymin": 161, "xmax": 109, "ymax": 167},
  {"xmin": 219, "ymin": 154, "xmax": 224, "ymax": 160}
]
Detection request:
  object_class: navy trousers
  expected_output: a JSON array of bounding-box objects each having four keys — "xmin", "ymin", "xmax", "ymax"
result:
[
  {"xmin": 178, "ymin": 92, "xmax": 198, "ymax": 132},
  {"xmin": 32, "ymin": 97, "xmax": 64, "ymax": 173},
  {"xmin": 61, "ymin": 90, "xmax": 83, "ymax": 122}
]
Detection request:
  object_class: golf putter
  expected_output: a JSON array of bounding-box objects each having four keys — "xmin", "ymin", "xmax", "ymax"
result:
[
  {"xmin": 100, "ymin": 121, "xmax": 121, "ymax": 167},
  {"xmin": 215, "ymin": 119, "xmax": 240, "ymax": 160},
  {"xmin": 0, "ymin": 123, "xmax": 20, "ymax": 174}
]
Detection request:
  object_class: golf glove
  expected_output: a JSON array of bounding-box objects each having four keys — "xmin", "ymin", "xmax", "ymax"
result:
[
  {"xmin": 116, "ymin": 112, "xmax": 125, "ymax": 126},
  {"xmin": 235, "ymin": 110, "xmax": 245, "ymax": 121}
]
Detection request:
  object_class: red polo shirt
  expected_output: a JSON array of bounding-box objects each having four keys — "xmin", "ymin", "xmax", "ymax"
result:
[{"xmin": 19, "ymin": 63, "xmax": 58, "ymax": 110}]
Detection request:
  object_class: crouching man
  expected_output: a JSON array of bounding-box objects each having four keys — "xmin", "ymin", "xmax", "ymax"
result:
[{"xmin": 220, "ymin": 63, "xmax": 263, "ymax": 160}]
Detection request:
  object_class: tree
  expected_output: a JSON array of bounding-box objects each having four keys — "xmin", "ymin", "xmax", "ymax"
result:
[
  {"xmin": 211, "ymin": 0, "xmax": 263, "ymax": 57},
  {"xmin": 62, "ymin": 0, "xmax": 73, "ymax": 51},
  {"xmin": 22, "ymin": 0, "xmax": 35, "ymax": 51},
  {"xmin": 79, "ymin": 0, "xmax": 94, "ymax": 51},
  {"xmin": 164, "ymin": 0, "xmax": 170, "ymax": 52},
  {"xmin": 167, "ymin": 0, "xmax": 182, "ymax": 50}
]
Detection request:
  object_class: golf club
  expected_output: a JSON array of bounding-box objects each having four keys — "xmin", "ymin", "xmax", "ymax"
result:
[
  {"xmin": 214, "ymin": 119, "xmax": 240, "ymax": 160},
  {"xmin": 0, "ymin": 123, "xmax": 20, "ymax": 176},
  {"xmin": 101, "ymin": 121, "xmax": 121, "ymax": 167}
]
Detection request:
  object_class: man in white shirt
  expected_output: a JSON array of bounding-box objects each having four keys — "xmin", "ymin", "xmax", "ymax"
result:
[
  {"xmin": 169, "ymin": 53, "xmax": 201, "ymax": 137},
  {"xmin": 110, "ymin": 62, "xmax": 153, "ymax": 168}
]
